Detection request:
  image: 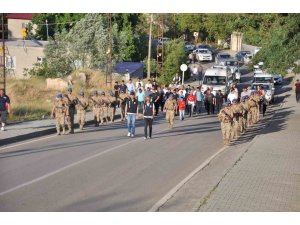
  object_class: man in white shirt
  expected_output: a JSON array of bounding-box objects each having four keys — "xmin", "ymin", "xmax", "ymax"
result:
[
  {"xmin": 227, "ymin": 89, "xmax": 238, "ymax": 103},
  {"xmin": 126, "ymin": 79, "xmax": 135, "ymax": 93},
  {"xmin": 145, "ymin": 79, "xmax": 152, "ymax": 90},
  {"xmin": 136, "ymin": 78, "xmax": 144, "ymax": 89}
]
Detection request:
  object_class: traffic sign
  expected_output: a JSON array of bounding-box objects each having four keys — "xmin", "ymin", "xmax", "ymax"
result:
[
  {"xmin": 180, "ymin": 64, "xmax": 188, "ymax": 72},
  {"xmin": 193, "ymin": 32, "xmax": 199, "ymax": 37}
]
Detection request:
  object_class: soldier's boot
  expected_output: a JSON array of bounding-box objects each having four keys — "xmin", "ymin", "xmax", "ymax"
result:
[
  {"xmin": 94, "ymin": 118, "xmax": 98, "ymax": 127},
  {"xmin": 224, "ymin": 139, "xmax": 229, "ymax": 145},
  {"xmin": 62, "ymin": 128, "xmax": 66, "ymax": 135},
  {"xmin": 79, "ymin": 124, "xmax": 83, "ymax": 130},
  {"xmin": 56, "ymin": 127, "xmax": 60, "ymax": 135}
]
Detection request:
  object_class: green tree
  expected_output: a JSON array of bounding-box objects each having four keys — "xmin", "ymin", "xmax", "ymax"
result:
[{"xmin": 160, "ymin": 39, "xmax": 187, "ymax": 84}]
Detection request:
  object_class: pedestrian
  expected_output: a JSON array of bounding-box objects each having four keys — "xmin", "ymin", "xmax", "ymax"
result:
[
  {"xmin": 240, "ymin": 95, "xmax": 250, "ymax": 133},
  {"xmin": 143, "ymin": 96, "xmax": 155, "ymax": 139},
  {"xmin": 126, "ymin": 79, "xmax": 135, "ymax": 93},
  {"xmin": 158, "ymin": 87, "xmax": 165, "ymax": 112},
  {"xmin": 261, "ymin": 90, "xmax": 268, "ymax": 117},
  {"xmin": 51, "ymin": 93, "xmax": 67, "ymax": 135},
  {"xmin": 192, "ymin": 65, "xmax": 198, "ymax": 81},
  {"xmin": 218, "ymin": 102, "xmax": 233, "ymax": 145},
  {"xmin": 136, "ymin": 78, "xmax": 144, "ymax": 89},
  {"xmin": 136, "ymin": 82, "xmax": 143, "ymax": 92},
  {"xmin": 152, "ymin": 88, "xmax": 160, "ymax": 116},
  {"xmin": 76, "ymin": 90, "xmax": 89, "ymax": 130},
  {"xmin": 295, "ymin": 79, "xmax": 300, "ymax": 103},
  {"xmin": 137, "ymin": 88, "xmax": 145, "ymax": 114},
  {"xmin": 164, "ymin": 94, "xmax": 177, "ymax": 128},
  {"xmin": 114, "ymin": 81, "xmax": 120, "ymax": 107},
  {"xmin": 145, "ymin": 79, "xmax": 153, "ymax": 90},
  {"xmin": 119, "ymin": 80, "xmax": 128, "ymax": 94},
  {"xmin": 227, "ymin": 88, "xmax": 238, "ymax": 103},
  {"xmin": 119, "ymin": 90, "xmax": 128, "ymax": 121},
  {"xmin": 195, "ymin": 87, "xmax": 204, "ymax": 115},
  {"xmin": 89, "ymin": 90, "xmax": 102, "ymax": 127},
  {"xmin": 63, "ymin": 87, "xmax": 77, "ymax": 134},
  {"xmin": 186, "ymin": 90, "xmax": 196, "ymax": 117},
  {"xmin": 240, "ymin": 88, "xmax": 248, "ymax": 99},
  {"xmin": 0, "ymin": 88, "xmax": 10, "ymax": 131},
  {"xmin": 215, "ymin": 90, "xmax": 225, "ymax": 113},
  {"xmin": 177, "ymin": 97, "xmax": 186, "ymax": 120},
  {"xmin": 125, "ymin": 91, "xmax": 139, "ymax": 137},
  {"xmin": 204, "ymin": 89, "xmax": 214, "ymax": 115}
]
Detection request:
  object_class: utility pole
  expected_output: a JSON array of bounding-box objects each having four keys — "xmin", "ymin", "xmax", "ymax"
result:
[
  {"xmin": 1, "ymin": 13, "xmax": 6, "ymax": 91},
  {"xmin": 45, "ymin": 19, "xmax": 49, "ymax": 40},
  {"xmin": 147, "ymin": 14, "xmax": 153, "ymax": 80},
  {"xmin": 106, "ymin": 13, "xmax": 113, "ymax": 88}
]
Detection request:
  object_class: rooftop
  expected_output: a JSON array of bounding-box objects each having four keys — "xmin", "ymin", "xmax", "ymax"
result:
[
  {"xmin": 114, "ymin": 62, "xmax": 144, "ymax": 74},
  {"xmin": 7, "ymin": 13, "xmax": 35, "ymax": 20}
]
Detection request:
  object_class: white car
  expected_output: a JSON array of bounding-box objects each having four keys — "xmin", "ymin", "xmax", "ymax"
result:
[
  {"xmin": 251, "ymin": 82, "xmax": 275, "ymax": 103},
  {"xmin": 272, "ymin": 74, "xmax": 283, "ymax": 85},
  {"xmin": 193, "ymin": 48, "xmax": 213, "ymax": 62}
]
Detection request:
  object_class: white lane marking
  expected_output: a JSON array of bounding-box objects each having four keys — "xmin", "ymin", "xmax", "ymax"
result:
[
  {"xmin": 0, "ymin": 118, "xmax": 189, "ymax": 196},
  {"xmin": 148, "ymin": 145, "xmax": 228, "ymax": 212},
  {"xmin": 1, "ymin": 135, "xmax": 56, "ymax": 151}
]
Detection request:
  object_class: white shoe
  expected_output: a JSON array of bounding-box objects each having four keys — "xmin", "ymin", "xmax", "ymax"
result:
[
  {"xmin": 1, "ymin": 126, "xmax": 4, "ymax": 131},
  {"xmin": 127, "ymin": 132, "xmax": 131, "ymax": 137},
  {"xmin": 131, "ymin": 134, "xmax": 135, "ymax": 137},
  {"xmin": 144, "ymin": 137, "xmax": 147, "ymax": 140}
]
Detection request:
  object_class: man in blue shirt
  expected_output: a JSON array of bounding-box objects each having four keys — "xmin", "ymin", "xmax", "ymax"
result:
[
  {"xmin": 126, "ymin": 79, "xmax": 135, "ymax": 93},
  {"xmin": 0, "ymin": 89, "xmax": 11, "ymax": 131},
  {"xmin": 136, "ymin": 88, "xmax": 145, "ymax": 114}
]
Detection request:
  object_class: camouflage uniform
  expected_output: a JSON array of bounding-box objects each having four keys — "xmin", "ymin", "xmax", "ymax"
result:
[
  {"xmin": 107, "ymin": 95, "xmax": 116, "ymax": 123},
  {"xmin": 90, "ymin": 95, "xmax": 102, "ymax": 126},
  {"xmin": 249, "ymin": 96, "xmax": 258, "ymax": 124},
  {"xmin": 76, "ymin": 95, "xmax": 89, "ymax": 130},
  {"xmin": 230, "ymin": 102, "xmax": 242, "ymax": 139},
  {"xmin": 119, "ymin": 93, "xmax": 128, "ymax": 121},
  {"xmin": 218, "ymin": 106, "xmax": 233, "ymax": 145},
  {"xmin": 164, "ymin": 98, "xmax": 177, "ymax": 128},
  {"xmin": 100, "ymin": 95, "xmax": 109, "ymax": 124},
  {"xmin": 63, "ymin": 93, "xmax": 77, "ymax": 134},
  {"xmin": 52, "ymin": 100, "xmax": 67, "ymax": 135},
  {"xmin": 254, "ymin": 94, "xmax": 261, "ymax": 122},
  {"xmin": 240, "ymin": 100, "xmax": 250, "ymax": 133}
]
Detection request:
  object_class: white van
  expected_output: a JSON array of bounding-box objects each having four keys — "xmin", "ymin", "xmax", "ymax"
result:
[
  {"xmin": 201, "ymin": 66, "xmax": 233, "ymax": 96},
  {"xmin": 253, "ymin": 73, "xmax": 274, "ymax": 89}
]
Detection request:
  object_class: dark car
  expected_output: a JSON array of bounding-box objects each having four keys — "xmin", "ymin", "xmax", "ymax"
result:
[{"xmin": 196, "ymin": 44, "xmax": 217, "ymax": 55}]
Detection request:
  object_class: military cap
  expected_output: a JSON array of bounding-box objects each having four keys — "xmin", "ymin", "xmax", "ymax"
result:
[
  {"xmin": 67, "ymin": 87, "xmax": 72, "ymax": 92},
  {"xmin": 56, "ymin": 93, "xmax": 63, "ymax": 99},
  {"xmin": 109, "ymin": 91, "xmax": 114, "ymax": 96},
  {"xmin": 101, "ymin": 91, "xmax": 105, "ymax": 95},
  {"xmin": 130, "ymin": 91, "xmax": 135, "ymax": 95},
  {"xmin": 232, "ymin": 99, "xmax": 238, "ymax": 103},
  {"xmin": 92, "ymin": 90, "xmax": 98, "ymax": 95},
  {"xmin": 79, "ymin": 90, "xmax": 84, "ymax": 95},
  {"xmin": 223, "ymin": 102, "xmax": 229, "ymax": 106}
]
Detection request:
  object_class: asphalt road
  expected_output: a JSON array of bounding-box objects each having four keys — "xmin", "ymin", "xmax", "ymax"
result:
[
  {"xmin": 0, "ymin": 111, "xmax": 224, "ymax": 211},
  {"xmin": 0, "ymin": 60, "xmax": 276, "ymax": 212}
]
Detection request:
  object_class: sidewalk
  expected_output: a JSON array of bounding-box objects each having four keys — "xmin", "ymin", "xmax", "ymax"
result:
[
  {"xmin": 197, "ymin": 90, "xmax": 300, "ymax": 211},
  {"xmin": 159, "ymin": 78, "xmax": 300, "ymax": 212},
  {"xmin": 0, "ymin": 109, "xmax": 121, "ymax": 146}
]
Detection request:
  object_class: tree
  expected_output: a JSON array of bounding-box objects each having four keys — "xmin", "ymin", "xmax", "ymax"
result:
[{"xmin": 160, "ymin": 39, "xmax": 187, "ymax": 84}]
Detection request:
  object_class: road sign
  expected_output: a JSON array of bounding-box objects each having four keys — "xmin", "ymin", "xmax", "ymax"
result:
[
  {"xmin": 193, "ymin": 32, "xmax": 199, "ymax": 37},
  {"xmin": 180, "ymin": 64, "xmax": 187, "ymax": 72}
]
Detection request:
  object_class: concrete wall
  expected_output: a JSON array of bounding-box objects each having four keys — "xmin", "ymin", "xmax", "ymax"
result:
[
  {"xmin": 6, "ymin": 45, "xmax": 45, "ymax": 79},
  {"xmin": 241, "ymin": 43, "xmax": 260, "ymax": 52}
]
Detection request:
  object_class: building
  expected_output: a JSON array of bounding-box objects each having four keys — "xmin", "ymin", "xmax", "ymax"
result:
[
  {"xmin": 5, "ymin": 40, "xmax": 47, "ymax": 79},
  {"xmin": 7, "ymin": 13, "xmax": 35, "ymax": 40}
]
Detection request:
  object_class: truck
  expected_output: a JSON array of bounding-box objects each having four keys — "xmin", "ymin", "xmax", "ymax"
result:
[{"xmin": 201, "ymin": 65, "xmax": 233, "ymax": 96}]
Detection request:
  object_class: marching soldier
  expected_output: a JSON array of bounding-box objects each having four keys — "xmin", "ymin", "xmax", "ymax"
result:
[
  {"xmin": 76, "ymin": 90, "xmax": 89, "ymax": 130},
  {"xmin": 89, "ymin": 90, "xmax": 102, "ymax": 127},
  {"xmin": 51, "ymin": 93, "xmax": 67, "ymax": 135},
  {"xmin": 100, "ymin": 91, "xmax": 109, "ymax": 125},
  {"xmin": 249, "ymin": 91, "xmax": 258, "ymax": 124},
  {"xmin": 254, "ymin": 91, "xmax": 261, "ymax": 122},
  {"xmin": 163, "ymin": 94, "xmax": 177, "ymax": 129},
  {"xmin": 107, "ymin": 91, "xmax": 116, "ymax": 123},
  {"xmin": 63, "ymin": 87, "xmax": 77, "ymax": 134},
  {"xmin": 218, "ymin": 101, "xmax": 233, "ymax": 145},
  {"xmin": 119, "ymin": 90, "xmax": 128, "ymax": 121},
  {"xmin": 230, "ymin": 99, "xmax": 242, "ymax": 139},
  {"xmin": 240, "ymin": 96, "xmax": 250, "ymax": 133}
]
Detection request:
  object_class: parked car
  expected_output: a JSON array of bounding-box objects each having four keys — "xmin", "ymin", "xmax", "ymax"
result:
[
  {"xmin": 193, "ymin": 49, "xmax": 213, "ymax": 62},
  {"xmin": 235, "ymin": 51, "xmax": 253, "ymax": 62},
  {"xmin": 251, "ymin": 82, "xmax": 275, "ymax": 103},
  {"xmin": 196, "ymin": 44, "xmax": 217, "ymax": 55},
  {"xmin": 215, "ymin": 53, "xmax": 231, "ymax": 64},
  {"xmin": 272, "ymin": 74, "xmax": 283, "ymax": 85},
  {"xmin": 185, "ymin": 43, "xmax": 195, "ymax": 53},
  {"xmin": 158, "ymin": 37, "xmax": 170, "ymax": 45},
  {"xmin": 221, "ymin": 58, "xmax": 241, "ymax": 83}
]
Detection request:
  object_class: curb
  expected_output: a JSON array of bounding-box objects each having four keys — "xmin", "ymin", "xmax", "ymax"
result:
[{"xmin": 0, "ymin": 115, "xmax": 121, "ymax": 147}]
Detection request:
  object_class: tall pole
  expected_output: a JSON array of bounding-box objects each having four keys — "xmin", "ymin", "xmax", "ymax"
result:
[
  {"xmin": 1, "ymin": 13, "xmax": 6, "ymax": 91},
  {"xmin": 45, "ymin": 19, "xmax": 49, "ymax": 40},
  {"xmin": 147, "ymin": 14, "xmax": 153, "ymax": 80}
]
